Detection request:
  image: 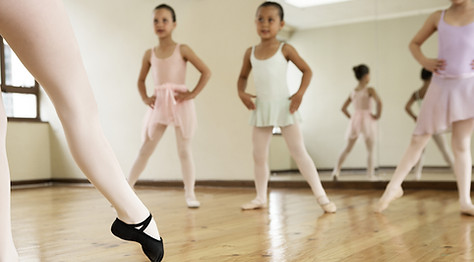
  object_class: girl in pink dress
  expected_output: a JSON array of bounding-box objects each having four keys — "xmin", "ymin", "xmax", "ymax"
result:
[
  {"xmin": 377, "ymin": 0, "xmax": 474, "ymax": 215},
  {"xmin": 128, "ymin": 4, "xmax": 211, "ymax": 208},
  {"xmin": 331, "ymin": 65, "xmax": 382, "ymax": 181}
]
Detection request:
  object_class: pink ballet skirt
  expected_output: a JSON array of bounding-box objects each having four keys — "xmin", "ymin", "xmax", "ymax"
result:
[
  {"xmin": 345, "ymin": 110, "xmax": 377, "ymax": 139},
  {"xmin": 142, "ymin": 83, "xmax": 197, "ymax": 140},
  {"xmin": 414, "ymin": 74, "xmax": 474, "ymax": 135}
]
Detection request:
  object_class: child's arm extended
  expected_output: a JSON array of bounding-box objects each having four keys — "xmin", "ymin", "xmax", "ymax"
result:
[
  {"xmin": 368, "ymin": 87, "xmax": 382, "ymax": 120},
  {"xmin": 137, "ymin": 50, "xmax": 155, "ymax": 108},
  {"xmin": 409, "ymin": 11, "xmax": 445, "ymax": 73},
  {"xmin": 283, "ymin": 44, "xmax": 312, "ymax": 114},
  {"xmin": 175, "ymin": 44, "xmax": 212, "ymax": 102},
  {"xmin": 404, "ymin": 93, "xmax": 418, "ymax": 122},
  {"xmin": 237, "ymin": 47, "xmax": 256, "ymax": 110}
]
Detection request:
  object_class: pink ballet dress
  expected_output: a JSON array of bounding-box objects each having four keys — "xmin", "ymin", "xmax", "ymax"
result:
[
  {"xmin": 345, "ymin": 87, "xmax": 377, "ymax": 139},
  {"xmin": 414, "ymin": 10, "xmax": 474, "ymax": 135},
  {"xmin": 143, "ymin": 44, "xmax": 197, "ymax": 139}
]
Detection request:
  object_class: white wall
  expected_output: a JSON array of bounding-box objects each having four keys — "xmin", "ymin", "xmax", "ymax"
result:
[{"xmin": 6, "ymin": 122, "xmax": 51, "ymax": 181}]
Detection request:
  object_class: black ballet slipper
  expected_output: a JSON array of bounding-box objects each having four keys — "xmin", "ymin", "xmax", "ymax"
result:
[{"xmin": 111, "ymin": 214, "xmax": 164, "ymax": 262}]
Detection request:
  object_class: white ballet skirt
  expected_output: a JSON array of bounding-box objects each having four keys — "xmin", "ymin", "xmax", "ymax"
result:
[{"xmin": 250, "ymin": 97, "xmax": 301, "ymax": 127}]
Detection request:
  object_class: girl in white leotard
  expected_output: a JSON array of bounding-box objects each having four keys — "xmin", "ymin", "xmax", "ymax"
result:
[{"xmin": 237, "ymin": 2, "xmax": 336, "ymax": 213}]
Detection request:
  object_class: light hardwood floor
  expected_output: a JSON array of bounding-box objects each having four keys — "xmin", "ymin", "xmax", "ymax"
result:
[{"xmin": 11, "ymin": 185, "xmax": 474, "ymax": 261}]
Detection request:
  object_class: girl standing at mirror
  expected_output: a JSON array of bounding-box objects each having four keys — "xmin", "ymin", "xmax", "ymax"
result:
[
  {"xmin": 0, "ymin": 0, "xmax": 163, "ymax": 261},
  {"xmin": 127, "ymin": 4, "xmax": 211, "ymax": 208},
  {"xmin": 331, "ymin": 65, "xmax": 382, "ymax": 181},
  {"xmin": 405, "ymin": 68, "xmax": 454, "ymax": 180},
  {"xmin": 377, "ymin": 0, "xmax": 474, "ymax": 215},
  {"xmin": 237, "ymin": 1, "xmax": 336, "ymax": 213}
]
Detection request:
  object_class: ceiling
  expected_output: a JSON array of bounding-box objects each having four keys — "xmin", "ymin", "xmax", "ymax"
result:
[{"xmin": 274, "ymin": 0, "xmax": 450, "ymax": 29}]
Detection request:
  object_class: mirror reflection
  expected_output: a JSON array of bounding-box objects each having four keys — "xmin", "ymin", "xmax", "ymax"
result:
[{"xmin": 269, "ymin": 0, "xmax": 455, "ymax": 182}]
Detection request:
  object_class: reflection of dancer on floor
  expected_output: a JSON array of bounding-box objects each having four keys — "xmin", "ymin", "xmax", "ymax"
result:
[
  {"xmin": 331, "ymin": 65, "xmax": 382, "ymax": 181},
  {"xmin": 376, "ymin": 0, "xmax": 474, "ymax": 215},
  {"xmin": 237, "ymin": 2, "xmax": 336, "ymax": 213},
  {"xmin": 405, "ymin": 68, "xmax": 454, "ymax": 180},
  {"xmin": 0, "ymin": 0, "xmax": 163, "ymax": 261},
  {"xmin": 127, "ymin": 4, "xmax": 211, "ymax": 208}
]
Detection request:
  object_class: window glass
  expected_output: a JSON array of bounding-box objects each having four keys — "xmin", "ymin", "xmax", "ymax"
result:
[
  {"xmin": 2, "ymin": 93, "xmax": 37, "ymax": 118},
  {"xmin": 3, "ymin": 38, "xmax": 35, "ymax": 88}
]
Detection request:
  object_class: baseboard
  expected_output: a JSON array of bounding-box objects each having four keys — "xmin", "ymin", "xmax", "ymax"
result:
[{"xmin": 10, "ymin": 178, "xmax": 467, "ymax": 191}]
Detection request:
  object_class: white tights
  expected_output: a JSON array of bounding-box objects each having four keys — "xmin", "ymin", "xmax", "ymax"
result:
[
  {"xmin": 333, "ymin": 134, "xmax": 376, "ymax": 178},
  {"xmin": 128, "ymin": 125, "xmax": 197, "ymax": 201},
  {"xmin": 0, "ymin": 0, "xmax": 159, "ymax": 260},
  {"xmin": 380, "ymin": 119, "xmax": 474, "ymax": 212},
  {"xmin": 413, "ymin": 133, "xmax": 454, "ymax": 179},
  {"xmin": 252, "ymin": 124, "xmax": 329, "ymax": 204}
]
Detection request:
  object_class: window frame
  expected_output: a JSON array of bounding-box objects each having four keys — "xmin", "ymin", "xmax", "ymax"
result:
[{"xmin": 0, "ymin": 35, "xmax": 41, "ymax": 122}]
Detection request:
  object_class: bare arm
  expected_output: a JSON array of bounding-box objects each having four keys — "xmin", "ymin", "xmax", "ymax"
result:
[
  {"xmin": 341, "ymin": 97, "xmax": 352, "ymax": 119},
  {"xmin": 283, "ymin": 44, "xmax": 312, "ymax": 113},
  {"xmin": 137, "ymin": 50, "xmax": 154, "ymax": 108},
  {"xmin": 405, "ymin": 93, "xmax": 418, "ymax": 121},
  {"xmin": 409, "ymin": 11, "xmax": 445, "ymax": 73},
  {"xmin": 175, "ymin": 44, "xmax": 211, "ymax": 102},
  {"xmin": 368, "ymin": 87, "xmax": 382, "ymax": 120},
  {"xmin": 237, "ymin": 47, "xmax": 256, "ymax": 110}
]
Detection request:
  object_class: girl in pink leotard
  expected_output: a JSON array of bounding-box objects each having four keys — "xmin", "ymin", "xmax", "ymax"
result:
[
  {"xmin": 376, "ymin": 0, "xmax": 474, "ymax": 215},
  {"xmin": 128, "ymin": 4, "xmax": 211, "ymax": 208},
  {"xmin": 331, "ymin": 64, "xmax": 382, "ymax": 181}
]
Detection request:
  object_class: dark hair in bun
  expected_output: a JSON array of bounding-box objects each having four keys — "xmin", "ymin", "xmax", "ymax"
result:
[{"xmin": 353, "ymin": 64, "xmax": 369, "ymax": 80}]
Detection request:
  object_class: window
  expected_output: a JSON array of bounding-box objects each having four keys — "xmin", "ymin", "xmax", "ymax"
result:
[{"xmin": 0, "ymin": 35, "xmax": 40, "ymax": 120}]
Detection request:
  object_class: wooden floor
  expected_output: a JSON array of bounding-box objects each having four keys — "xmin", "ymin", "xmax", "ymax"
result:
[{"xmin": 11, "ymin": 185, "xmax": 474, "ymax": 262}]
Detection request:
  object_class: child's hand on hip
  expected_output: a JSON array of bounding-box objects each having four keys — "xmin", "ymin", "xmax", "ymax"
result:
[
  {"xmin": 239, "ymin": 92, "xmax": 256, "ymax": 110},
  {"xmin": 175, "ymin": 91, "xmax": 196, "ymax": 103},
  {"xmin": 289, "ymin": 93, "xmax": 303, "ymax": 114},
  {"xmin": 143, "ymin": 96, "xmax": 156, "ymax": 109}
]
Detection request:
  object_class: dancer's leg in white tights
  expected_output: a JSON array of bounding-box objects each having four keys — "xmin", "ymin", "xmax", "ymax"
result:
[
  {"xmin": 0, "ymin": 0, "xmax": 160, "ymax": 259},
  {"xmin": 128, "ymin": 125, "xmax": 167, "ymax": 187},
  {"xmin": 364, "ymin": 135, "xmax": 376, "ymax": 180},
  {"xmin": 174, "ymin": 127, "xmax": 199, "ymax": 206},
  {"xmin": 281, "ymin": 124, "xmax": 336, "ymax": 212},
  {"xmin": 432, "ymin": 133, "xmax": 455, "ymax": 168},
  {"xmin": 332, "ymin": 137, "xmax": 358, "ymax": 179},
  {"xmin": 413, "ymin": 150, "xmax": 425, "ymax": 180},
  {"xmin": 241, "ymin": 126, "xmax": 273, "ymax": 209},
  {"xmin": 376, "ymin": 134, "xmax": 431, "ymax": 212},
  {"xmin": 0, "ymin": 102, "xmax": 16, "ymax": 261},
  {"xmin": 451, "ymin": 119, "xmax": 474, "ymax": 214}
]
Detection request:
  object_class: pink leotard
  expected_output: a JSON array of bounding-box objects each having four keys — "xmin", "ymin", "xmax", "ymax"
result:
[
  {"xmin": 143, "ymin": 44, "xmax": 197, "ymax": 139},
  {"xmin": 346, "ymin": 87, "xmax": 376, "ymax": 139}
]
